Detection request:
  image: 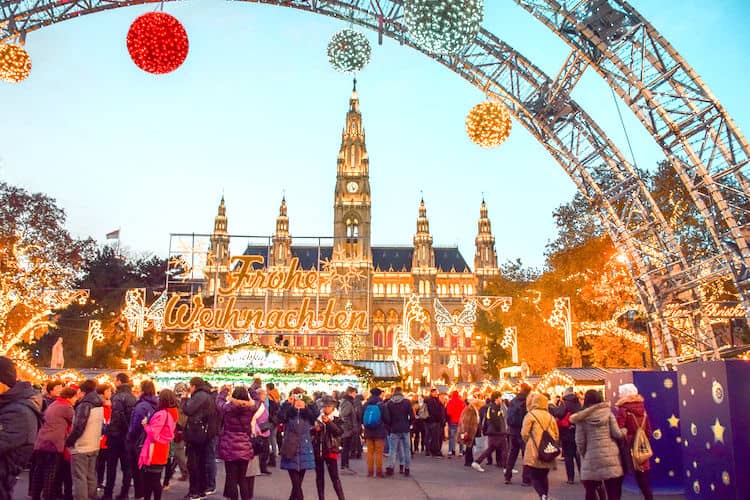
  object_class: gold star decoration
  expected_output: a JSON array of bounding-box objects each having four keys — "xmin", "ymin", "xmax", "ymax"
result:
[
  {"xmin": 667, "ymin": 414, "xmax": 680, "ymax": 428},
  {"xmin": 711, "ymin": 417, "xmax": 725, "ymax": 444}
]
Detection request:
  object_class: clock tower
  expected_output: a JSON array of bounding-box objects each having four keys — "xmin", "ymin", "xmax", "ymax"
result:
[{"xmin": 333, "ymin": 80, "xmax": 372, "ymax": 263}]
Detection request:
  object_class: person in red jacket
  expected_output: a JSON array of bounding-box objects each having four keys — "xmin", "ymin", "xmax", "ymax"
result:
[
  {"xmin": 445, "ymin": 391, "xmax": 466, "ymax": 457},
  {"xmin": 615, "ymin": 384, "xmax": 653, "ymax": 500}
]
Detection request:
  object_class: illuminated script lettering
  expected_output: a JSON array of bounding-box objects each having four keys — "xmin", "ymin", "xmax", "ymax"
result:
[{"xmin": 163, "ymin": 255, "xmax": 368, "ymax": 333}]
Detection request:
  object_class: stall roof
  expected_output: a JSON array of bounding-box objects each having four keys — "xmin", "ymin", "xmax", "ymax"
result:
[
  {"xmin": 554, "ymin": 367, "xmax": 632, "ymax": 382},
  {"xmin": 339, "ymin": 360, "xmax": 400, "ymax": 381}
]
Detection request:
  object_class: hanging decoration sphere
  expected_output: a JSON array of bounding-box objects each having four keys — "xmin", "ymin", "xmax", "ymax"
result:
[
  {"xmin": 404, "ymin": 0, "xmax": 484, "ymax": 55},
  {"xmin": 0, "ymin": 43, "xmax": 32, "ymax": 83},
  {"xmin": 327, "ymin": 29, "xmax": 372, "ymax": 74},
  {"xmin": 126, "ymin": 12, "xmax": 189, "ymax": 74},
  {"xmin": 466, "ymin": 101, "xmax": 512, "ymax": 148}
]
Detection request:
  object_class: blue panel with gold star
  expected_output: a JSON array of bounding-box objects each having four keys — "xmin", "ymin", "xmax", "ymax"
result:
[
  {"xmin": 676, "ymin": 360, "xmax": 749, "ymax": 499},
  {"xmin": 605, "ymin": 370, "xmax": 684, "ymax": 494}
]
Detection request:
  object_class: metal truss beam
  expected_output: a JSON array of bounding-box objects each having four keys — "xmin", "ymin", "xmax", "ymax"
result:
[
  {"xmin": 514, "ymin": 0, "xmax": 750, "ymax": 332},
  {"xmin": 0, "ymin": 0, "xmax": 735, "ymax": 365}
]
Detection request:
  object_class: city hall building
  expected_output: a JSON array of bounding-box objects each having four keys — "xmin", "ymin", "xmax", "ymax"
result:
[{"xmin": 197, "ymin": 85, "xmax": 501, "ymax": 384}]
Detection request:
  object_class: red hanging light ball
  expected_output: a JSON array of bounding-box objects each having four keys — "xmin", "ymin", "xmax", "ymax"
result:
[{"xmin": 126, "ymin": 12, "xmax": 189, "ymax": 74}]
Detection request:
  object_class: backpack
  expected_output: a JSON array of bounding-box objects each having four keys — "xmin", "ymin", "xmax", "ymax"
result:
[
  {"xmin": 507, "ymin": 398, "xmax": 524, "ymax": 428},
  {"xmin": 557, "ymin": 411, "xmax": 572, "ymax": 430},
  {"xmin": 530, "ymin": 412, "xmax": 561, "ymax": 462},
  {"xmin": 629, "ymin": 412, "xmax": 653, "ymax": 470},
  {"xmin": 485, "ymin": 405, "xmax": 507, "ymax": 434},
  {"xmin": 363, "ymin": 403, "xmax": 382, "ymax": 429}
]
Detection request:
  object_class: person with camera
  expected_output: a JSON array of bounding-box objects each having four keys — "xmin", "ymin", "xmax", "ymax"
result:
[
  {"xmin": 278, "ymin": 388, "xmax": 319, "ymax": 500},
  {"xmin": 312, "ymin": 396, "xmax": 345, "ymax": 500}
]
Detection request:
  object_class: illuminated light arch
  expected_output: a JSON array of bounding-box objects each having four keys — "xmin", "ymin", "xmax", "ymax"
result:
[{"xmin": 3, "ymin": 0, "xmax": 748, "ymax": 366}]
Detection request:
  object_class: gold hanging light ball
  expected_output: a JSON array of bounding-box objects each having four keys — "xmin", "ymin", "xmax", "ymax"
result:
[
  {"xmin": 465, "ymin": 100, "xmax": 512, "ymax": 148},
  {"xmin": 0, "ymin": 43, "xmax": 32, "ymax": 83}
]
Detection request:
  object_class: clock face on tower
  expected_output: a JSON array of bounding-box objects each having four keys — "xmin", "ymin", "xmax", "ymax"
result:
[{"xmin": 346, "ymin": 181, "xmax": 359, "ymax": 194}]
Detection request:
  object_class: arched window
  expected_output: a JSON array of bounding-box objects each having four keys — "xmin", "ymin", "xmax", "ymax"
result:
[
  {"xmin": 435, "ymin": 331, "xmax": 445, "ymax": 348},
  {"xmin": 419, "ymin": 281, "xmax": 425, "ymax": 295},
  {"xmin": 345, "ymin": 216, "xmax": 359, "ymax": 257},
  {"xmin": 465, "ymin": 337, "xmax": 472, "ymax": 348},
  {"xmin": 451, "ymin": 335, "xmax": 459, "ymax": 349},
  {"xmin": 467, "ymin": 284, "xmax": 473, "ymax": 295},
  {"xmin": 373, "ymin": 329, "xmax": 384, "ymax": 347},
  {"xmin": 386, "ymin": 328, "xmax": 394, "ymax": 347}
]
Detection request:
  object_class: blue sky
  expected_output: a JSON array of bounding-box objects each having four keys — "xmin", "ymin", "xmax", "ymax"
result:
[{"xmin": 1, "ymin": 0, "xmax": 748, "ymax": 269}]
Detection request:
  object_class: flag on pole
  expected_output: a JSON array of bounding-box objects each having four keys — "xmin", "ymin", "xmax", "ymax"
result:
[{"xmin": 106, "ymin": 229, "xmax": 120, "ymax": 240}]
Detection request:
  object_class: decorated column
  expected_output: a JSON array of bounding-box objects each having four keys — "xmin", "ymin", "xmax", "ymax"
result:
[{"xmin": 675, "ymin": 360, "xmax": 750, "ymax": 499}]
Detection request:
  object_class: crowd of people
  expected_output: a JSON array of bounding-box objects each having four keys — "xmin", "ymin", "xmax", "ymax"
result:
[{"xmin": 0, "ymin": 355, "xmax": 656, "ymax": 500}]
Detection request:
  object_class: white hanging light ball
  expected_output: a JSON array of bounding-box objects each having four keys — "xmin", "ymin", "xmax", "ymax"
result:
[
  {"xmin": 404, "ymin": 0, "xmax": 484, "ymax": 55},
  {"xmin": 327, "ymin": 29, "xmax": 372, "ymax": 73}
]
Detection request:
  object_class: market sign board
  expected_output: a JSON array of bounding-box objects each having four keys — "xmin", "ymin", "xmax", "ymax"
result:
[{"xmin": 211, "ymin": 348, "xmax": 286, "ymax": 370}]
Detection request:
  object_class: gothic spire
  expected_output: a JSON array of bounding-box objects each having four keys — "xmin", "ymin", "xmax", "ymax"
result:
[
  {"xmin": 213, "ymin": 196, "xmax": 227, "ymax": 233},
  {"xmin": 474, "ymin": 198, "xmax": 498, "ymax": 280}
]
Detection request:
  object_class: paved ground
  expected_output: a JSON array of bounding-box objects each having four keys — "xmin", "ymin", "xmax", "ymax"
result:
[{"xmin": 16, "ymin": 451, "xmax": 684, "ymax": 499}]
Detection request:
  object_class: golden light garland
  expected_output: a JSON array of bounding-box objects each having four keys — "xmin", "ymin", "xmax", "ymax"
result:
[
  {"xmin": 535, "ymin": 369, "xmax": 576, "ymax": 395},
  {"xmin": 0, "ymin": 43, "xmax": 31, "ymax": 83},
  {"xmin": 465, "ymin": 100, "xmax": 512, "ymax": 148}
]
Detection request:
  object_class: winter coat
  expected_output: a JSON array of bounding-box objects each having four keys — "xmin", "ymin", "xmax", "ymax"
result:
[
  {"xmin": 445, "ymin": 391, "xmax": 465, "ymax": 425},
  {"xmin": 457, "ymin": 405, "xmax": 480, "ymax": 446},
  {"xmin": 66, "ymin": 390, "xmax": 103, "ymax": 454},
  {"xmin": 353, "ymin": 395, "xmax": 364, "ymax": 424},
  {"xmin": 385, "ymin": 393, "xmax": 413, "ymax": 434},
  {"xmin": 216, "ymin": 389, "xmax": 256, "ymax": 462},
  {"xmin": 127, "ymin": 394, "xmax": 158, "ymax": 445},
  {"xmin": 339, "ymin": 395, "xmax": 358, "ymax": 438},
  {"xmin": 520, "ymin": 393, "xmax": 559, "ymax": 470},
  {"xmin": 362, "ymin": 396, "xmax": 389, "ymax": 440},
  {"xmin": 312, "ymin": 413, "xmax": 344, "ymax": 457},
  {"xmin": 278, "ymin": 401, "xmax": 319, "ymax": 471},
  {"xmin": 181, "ymin": 385, "xmax": 213, "ymax": 429},
  {"xmin": 571, "ymin": 402, "xmax": 625, "ymax": 480},
  {"xmin": 35, "ymin": 398, "xmax": 74, "ymax": 453},
  {"xmin": 615, "ymin": 394, "xmax": 652, "ymax": 472},
  {"xmin": 108, "ymin": 384, "xmax": 136, "ymax": 440},
  {"xmin": 551, "ymin": 393, "xmax": 582, "ymax": 443},
  {"xmin": 138, "ymin": 407, "xmax": 177, "ymax": 468},
  {"xmin": 507, "ymin": 390, "xmax": 529, "ymax": 434},
  {"xmin": 425, "ymin": 396, "xmax": 445, "ymax": 425},
  {"xmin": 0, "ymin": 381, "xmax": 42, "ymax": 500},
  {"xmin": 482, "ymin": 401, "xmax": 507, "ymax": 436}
]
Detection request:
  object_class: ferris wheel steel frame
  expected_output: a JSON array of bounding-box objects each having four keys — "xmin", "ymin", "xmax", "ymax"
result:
[{"xmin": 2, "ymin": 0, "xmax": 747, "ymax": 366}]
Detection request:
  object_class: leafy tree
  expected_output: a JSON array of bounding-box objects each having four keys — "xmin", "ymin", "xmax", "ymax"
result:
[
  {"xmin": 476, "ymin": 309, "xmax": 506, "ymax": 378},
  {"xmin": 29, "ymin": 246, "xmax": 177, "ymax": 368},
  {"xmin": 0, "ymin": 182, "xmax": 94, "ymax": 356}
]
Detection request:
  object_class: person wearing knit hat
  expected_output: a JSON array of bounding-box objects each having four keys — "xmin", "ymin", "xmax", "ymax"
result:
[
  {"xmin": 618, "ymin": 383, "xmax": 638, "ymax": 399},
  {"xmin": 615, "ymin": 383, "xmax": 654, "ymax": 499},
  {"xmin": 362, "ymin": 387, "xmax": 388, "ymax": 477},
  {"xmin": 0, "ymin": 356, "xmax": 43, "ymax": 500}
]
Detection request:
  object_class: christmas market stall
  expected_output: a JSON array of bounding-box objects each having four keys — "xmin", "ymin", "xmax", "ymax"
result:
[
  {"xmin": 138, "ymin": 342, "xmax": 374, "ymax": 395},
  {"xmin": 535, "ymin": 367, "xmax": 631, "ymax": 397}
]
